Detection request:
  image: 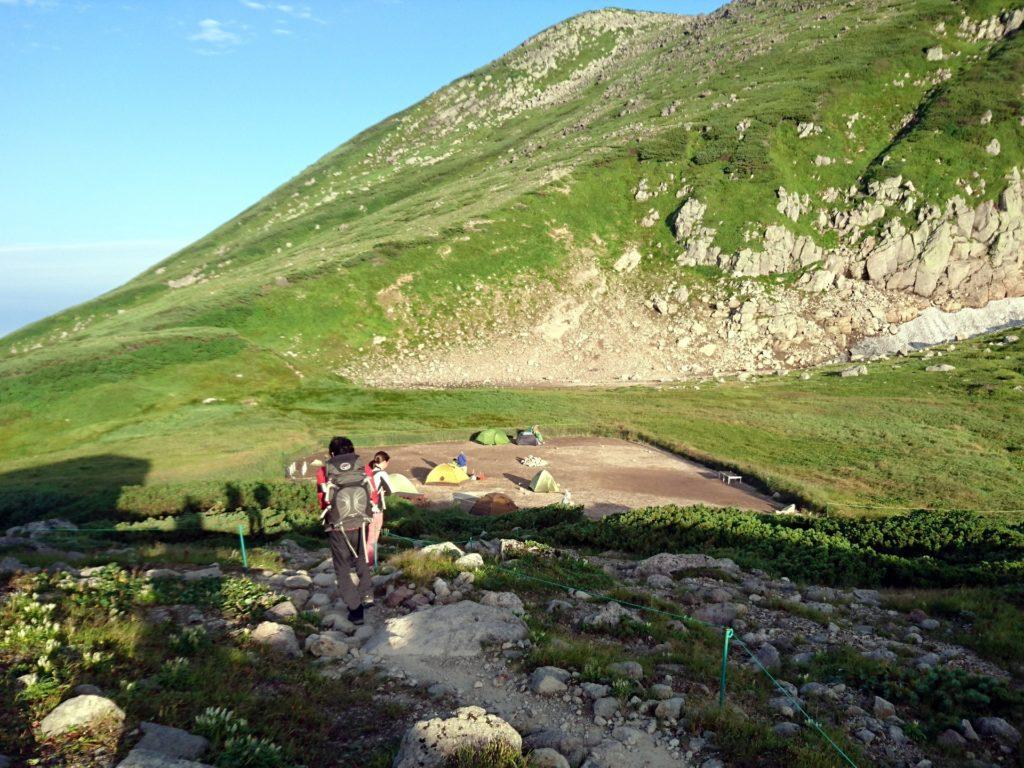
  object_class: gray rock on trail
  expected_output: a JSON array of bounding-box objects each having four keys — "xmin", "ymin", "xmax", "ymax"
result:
[
  {"xmin": 363, "ymin": 600, "xmax": 528, "ymax": 660},
  {"xmin": 529, "ymin": 747, "xmax": 570, "ymax": 768},
  {"xmin": 419, "ymin": 541, "xmax": 464, "ymax": 558},
  {"xmin": 115, "ymin": 750, "xmax": 213, "ymax": 768},
  {"xmin": 183, "ymin": 565, "xmax": 221, "ymax": 582},
  {"xmin": 454, "ymin": 553, "xmax": 484, "ymax": 570},
  {"xmin": 136, "ymin": 722, "xmax": 209, "ymax": 761},
  {"xmin": 581, "ymin": 683, "xmax": 610, "ymax": 699},
  {"xmin": 480, "ymin": 590, "xmax": 526, "ymax": 616},
  {"xmin": 584, "ymin": 601, "xmax": 638, "ymax": 628},
  {"xmin": 634, "ymin": 552, "xmax": 737, "ymax": 579},
  {"xmin": 774, "ymin": 722, "xmax": 800, "ymax": 738},
  {"xmin": 654, "ymin": 697, "xmax": 684, "ymax": 720},
  {"xmin": 306, "ymin": 631, "xmax": 351, "ymax": 658},
  {"xmin": 840, "ymin": 364, "xmax": 868, "ymax": 378},
  {"xmin": 592, "ymin": 697, "xmax": 620, "ymax": 719},
  {"xmin": 529, "ymin": 666, "xmax": 570, "ymax": 695},
  {"xmin": 976, "ymin": 716, "xmax": 1021, "ymax": 744},
  {"xmin": 873, "ymin": 695, "xmax": 896, "ymax": 719},
  {"xmin": 392, "ymin": 706, "xmax": 522, "ymax": 768},
  {"xmin": 37, "ymin": 695, "xmax": 125, "ymax": 738},
  {"xmin": 264, "ymin": 601, "xmax": 297, "ymax": 622},
  {"xmin": 250, "ymin": 621, "xmax": 301, "ymax": 657},
  {"xmin": 937, "ymin": 729, "xmax": 967, "ymax": 750}
]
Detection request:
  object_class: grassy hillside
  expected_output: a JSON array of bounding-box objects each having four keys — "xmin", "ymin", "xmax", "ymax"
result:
[
  {"xmin": 1, "ymin": 330, "xmax": 1021, "ymax": 524},
  {"xmin": 1, "ymin": 0, "xmax": 1023, "ymax": 518}
]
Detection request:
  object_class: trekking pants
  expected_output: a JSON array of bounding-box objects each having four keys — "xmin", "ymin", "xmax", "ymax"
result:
[{"xmin": 328, "ymin": 527, "xmax": 372, "ymax": 611}]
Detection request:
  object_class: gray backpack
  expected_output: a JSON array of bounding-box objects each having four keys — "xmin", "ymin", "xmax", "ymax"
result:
[{"xmin": 320, "ymin": 454, "xmax": 372, "ymax": 531}]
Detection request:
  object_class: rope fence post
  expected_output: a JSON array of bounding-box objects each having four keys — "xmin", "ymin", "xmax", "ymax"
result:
[
  {"xmin": 237, "ymin": 524, "xmax": 249, "ymax": 570},
  {"xmin": 718, "ymin": 627, "xmax": 734, "ymax": 708}
]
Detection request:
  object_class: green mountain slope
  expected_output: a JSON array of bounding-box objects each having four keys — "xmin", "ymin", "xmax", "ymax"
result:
[{"xmin": 1, "ymin": 0, "xmax": 1023, "ymax": 488}]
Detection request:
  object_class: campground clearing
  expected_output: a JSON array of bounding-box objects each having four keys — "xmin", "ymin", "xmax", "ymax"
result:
[{"xmin": 297, "ymin": 437, "xmax": 780, "ymax": 518}]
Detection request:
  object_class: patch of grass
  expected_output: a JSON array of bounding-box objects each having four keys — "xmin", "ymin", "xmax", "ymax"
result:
[
  {"xmin": 688, "ymin": 705, "xmax": 862, "ymax": 768},
  {"xmin": 882, "ymin": 586, "xmax": 1024, "ymax": 669},
  {"xmin": 804, "ymin": 647, "xmax": 1024, "ymax": 738},
  {"xmin": 443, "ymin": 741, "xmax": 527, "ymax": 768},
  {"xmin": 384, "ymin": 550, "xmax": 462, "ymax": 586},
  {"xmin": 762, "ymin": 597, "xmax": 832, "ymax": 625}
]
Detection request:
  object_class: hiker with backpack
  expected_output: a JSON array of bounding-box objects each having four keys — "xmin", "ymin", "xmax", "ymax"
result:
[
  {"xmin": 365, "ymin": 450, "xmax": 392, "ymax": 569},
  {"xmin": 316, "ymin": 436, "xmax": 378, "ymax": 624}
]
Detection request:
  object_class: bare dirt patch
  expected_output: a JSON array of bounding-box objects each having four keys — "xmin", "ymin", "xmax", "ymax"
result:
[{"xmin": 305, "ymin": 437, "xmax": 780, "ymax": 517}]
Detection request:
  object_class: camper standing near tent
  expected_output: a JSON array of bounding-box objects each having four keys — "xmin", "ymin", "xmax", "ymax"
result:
[
  {"xmin": 365, "ymin": 450, "xmax": 392, "ymax": 570},
  {"xmin": 317, "ymin": 436, "xmax": 376, "ymax": 624}
]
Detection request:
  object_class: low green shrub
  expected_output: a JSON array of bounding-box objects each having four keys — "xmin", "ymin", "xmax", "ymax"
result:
[{"xmin": 546, "ymin": 506, "xmax": 1024, "ymax": 588}]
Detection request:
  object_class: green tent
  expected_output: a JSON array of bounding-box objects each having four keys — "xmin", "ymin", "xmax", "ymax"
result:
[
  {"xmin": 385, "ymin": 473, "xmax": 419, "ymax": 495},
  {"xmin": 474, "ymin": 428, "xmax": 511, "ymax": 445},
  {"xmin": 530, "ymin": 469, "xmax": 560, "ymax": 493}
]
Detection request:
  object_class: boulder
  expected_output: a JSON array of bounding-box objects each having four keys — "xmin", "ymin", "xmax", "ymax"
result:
[
  {"xmin": 529, "ymin": 667, "xmax": 570, "ymax": 695},
  {"xmin": 182, "ymin": 565, "xmax": 221, "ymax": 582},
  {"xmin": 250, "ymin": 621, "xmax": 300, "ymax": 657},
  {"xmin": 529, "ymin": 747, "xmax": 570, "ymax": 768},
  {"xmin": 0, "ymin": 556, "xmax": 25, "ymax": 575},
  {"xmin": 264, "ymin": 601, "xmax": 297, "ymax": 622},
  {"xmin": 872, "ymin": 696, "xmax": 895, "ymax": 719},
  {"xmin": 283, "ymin": 573, "xmax": 313, "ymax": 589},
  {"xmin": 774, "ymin": 722, "xmax": 800, "ymax": 738},
  {"xmin": 937, "ymin": 729, "xmax": 967, "ymax": 750},
  {"xmin": 136, "ymin": 722, "xmax": 209, "ymax": 760},
  {"xmin": 592, "ymin": 697, "xmax": 620, "ymax": 720},
  {"xmin": 320, "ymin": 612, "xmax": 355, "ymax": 634},
  {"xmin": 635, "ymin": 553, "xmax": 737, "ymax": 579},
  {"xmin": 479, "ymin": 591, "xmax": 525, "ymax": 616},
  {"xmin": 654, "ymin": 697, "xmax": 684, "ymax": 720},
  {"xmin": 583, "ymin": 601, "xmax": 637, "ymax": 629},
  {"xmin": 312, "ymin": 572, "xmax": 335, "ymax": 588},
  {"xmin": 419, "ymin": 542, "xmax": 464, "ymax": 559},
  {"xmin": 37, "ymin": 695, "xmax": 125, "ymax": 738},
  {"xmin": 976, "ymin": 717, "xmax": 1021, "ymax": 745},
  {"xmin": 363, "ymin": 601, "xmax": 527, "ymax": 660},
  {"xmin": 392, "ymin": 706, "xmax": 521, "ymax": 768},
  {"xmin": 649, "ymin": 684, "xmax": 673, "ymax": 700},
  {"xmin": 454, "ymin": 553, "xmax": 484, "ymax": 570},
  {"xmin": 307, "ymin": 630, "xmax": 351, "ymax": 658}
]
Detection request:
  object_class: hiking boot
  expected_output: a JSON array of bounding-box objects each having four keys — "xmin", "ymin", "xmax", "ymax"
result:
[
  {"xmin": 362, "ymin": 595, "xmax": 375, "ymax": 608},
  {"xmin": 347, "ymin": 605, "xmax": 365, "ymax": 625}
]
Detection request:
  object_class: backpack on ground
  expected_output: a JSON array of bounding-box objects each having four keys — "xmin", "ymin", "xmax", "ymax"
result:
[{"xmin": 320, "ymin": 453, "xmax": 373, "ymax": 531}]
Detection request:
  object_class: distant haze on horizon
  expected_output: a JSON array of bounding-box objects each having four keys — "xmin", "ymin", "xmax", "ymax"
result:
[{"xmin": 0, "ymin": 0, "xmax": 719, "ymax": 338}]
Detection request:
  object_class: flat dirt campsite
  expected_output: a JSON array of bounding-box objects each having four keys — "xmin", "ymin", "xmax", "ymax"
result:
[{"xmin": 299, "ymin": 437, "xmax": 780, "ymax": 517}]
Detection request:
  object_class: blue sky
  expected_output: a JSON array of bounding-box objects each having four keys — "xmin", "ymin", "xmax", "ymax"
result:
[{"xmin": 0, "ymin": 0, "xmax": 719, "ymax": 337}]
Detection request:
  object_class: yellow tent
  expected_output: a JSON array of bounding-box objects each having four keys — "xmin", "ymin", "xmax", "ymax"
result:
[
  {"xmin": 425, "ymin": 463, "xmax": 470, "ymax": 485},
  {"xmin": 385, "ymin": 473, "xmax": 419, "ymax": 495},
  {"xmin": 530, "ymin": 469, "xmax": 560, "ymax": 493}
]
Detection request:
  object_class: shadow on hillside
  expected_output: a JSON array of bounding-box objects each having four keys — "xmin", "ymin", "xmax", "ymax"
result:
[{"xmin": 0, "ymin": 454, "xmax": 150, "ymax": 528}]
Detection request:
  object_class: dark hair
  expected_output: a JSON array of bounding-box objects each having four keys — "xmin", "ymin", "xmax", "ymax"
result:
[
  {"xmin": 328, "ymin": 436, "xmax": 354, "ymax": 456},
  {"xmin": 371, "ymin": 450, "xmax": 390, "ymax": 467}
]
